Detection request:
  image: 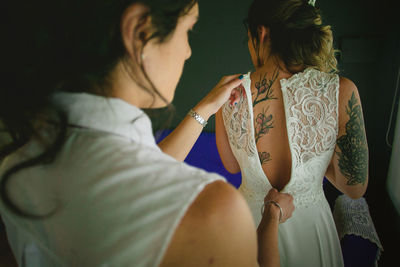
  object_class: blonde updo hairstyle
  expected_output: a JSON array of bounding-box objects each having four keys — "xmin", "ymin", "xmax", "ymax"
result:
[{"xmin": 246, "ymin": 0, "xmax": 338, "ymax": 73}]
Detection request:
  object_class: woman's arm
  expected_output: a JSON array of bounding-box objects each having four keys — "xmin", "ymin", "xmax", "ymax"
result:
[
  {"xmin": 325, "ymin": 77, "xmax": 369, "ymax": 199},
  {"xmin": 158, "ymin": 75, "xmax": 243, "ymax": 161},
  {"xmin": 257, "ymin": 188, "xmax": 294, "ymax": 267},
  {"xmin": 157, "ymin": 101, "xmax": 214, "ymax": 161},
  {"xmin": 257, "ymin": 206, "xmax": 280, "ymax": 267}
]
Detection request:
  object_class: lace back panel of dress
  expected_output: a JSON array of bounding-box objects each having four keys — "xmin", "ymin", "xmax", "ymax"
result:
[
  {"xmin": 282, "ymin": 68, "xmax": 339, "ymax": 168},
  {"xmin": 223, "ymin": 85, "xmax": 255, "ymax": 157},
  {"xmin": 281, "ymin": 68, "xmax": 339, "ymax": 208}
]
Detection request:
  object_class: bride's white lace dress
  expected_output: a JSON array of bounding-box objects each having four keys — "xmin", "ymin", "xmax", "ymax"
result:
[{"xmin": 222, "ymin": 68, "xmax": 344, "ymax": 267}]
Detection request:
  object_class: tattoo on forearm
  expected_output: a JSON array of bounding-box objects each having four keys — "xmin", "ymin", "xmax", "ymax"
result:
[
  {"xmin": 252, "ymin": 69, "xmax": 279, "ymax": 108},
  {"xmin": 336, "ymin": 92, "xmax": 368, "ymax": 185}
]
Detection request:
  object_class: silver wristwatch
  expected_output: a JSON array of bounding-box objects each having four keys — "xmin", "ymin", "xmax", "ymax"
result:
[{"xmin": 188, "ymin": 109, "xmax": 208, "ymax": 128}]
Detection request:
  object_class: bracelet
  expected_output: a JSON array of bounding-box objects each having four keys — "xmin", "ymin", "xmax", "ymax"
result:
[
  {"xmin": 187, "ymin": 109, "xmax": 208, "ymax": 128},
  {"xmin": 261, "ymin": 200, "xmax": 283, "ymax": 223}
]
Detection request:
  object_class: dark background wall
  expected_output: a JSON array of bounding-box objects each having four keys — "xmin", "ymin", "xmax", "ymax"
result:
[{"xmin": 171, "ymin": 0, "xmax": 399, "ymax": 265}]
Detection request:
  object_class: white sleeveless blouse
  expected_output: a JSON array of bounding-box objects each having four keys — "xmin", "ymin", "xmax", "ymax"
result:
[{"xmin": 0, "ymin": 92, "xmax": 224, "ymax": 267}]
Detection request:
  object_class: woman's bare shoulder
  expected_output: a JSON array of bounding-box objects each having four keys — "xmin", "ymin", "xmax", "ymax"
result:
[
  {"xmin": 160, "ymin": 180, "xmax": 258, "ymax": 267},
  {"xmin": 339, "ymin": 76, "xmax": 359, "ymax": 96}
]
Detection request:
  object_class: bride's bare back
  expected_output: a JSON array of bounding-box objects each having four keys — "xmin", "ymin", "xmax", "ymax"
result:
[{"xmin": 249, "ymin": 67, "xmax": 294, "ymax": 190}]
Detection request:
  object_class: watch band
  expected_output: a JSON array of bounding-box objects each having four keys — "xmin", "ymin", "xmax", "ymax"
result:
[{"xmin": 187, "ymin": 109, "xmax": 208, "ymax": 128}]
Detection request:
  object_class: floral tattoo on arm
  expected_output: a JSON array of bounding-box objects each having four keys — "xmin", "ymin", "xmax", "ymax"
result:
[{"xmin": 336, "ymin": 92, "xmax": 368, "ymax": 185}]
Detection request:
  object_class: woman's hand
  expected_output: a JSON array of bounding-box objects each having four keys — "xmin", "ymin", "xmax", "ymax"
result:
[
  {"xmin": 261, "ymin": 188, "xmax": 294, "ymax": 224},
  {"xmin": 194, "ymin": 74, "xmax": 244, "ymax": 119},
  {"xmin": 158, "ymin": 74, "xmax": 244, "ymax": 162}
]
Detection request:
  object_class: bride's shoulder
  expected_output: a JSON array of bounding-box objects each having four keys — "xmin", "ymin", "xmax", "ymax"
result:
[
  {"xmin": 339, "ymin": 76, "xmax": 357, "ymax": 88},
  {"xmin": 338, "ymin": 76, "xmax": 359, "ymax": 99},
  {"xmin": 337, "ymin": 76, "xmax": 364, "ymax": 124}
]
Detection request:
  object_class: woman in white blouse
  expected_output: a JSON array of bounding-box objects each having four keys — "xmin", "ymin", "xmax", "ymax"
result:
[{"xmin": 0, "ymin": 1, "xmax": 294, "ymax": 266}]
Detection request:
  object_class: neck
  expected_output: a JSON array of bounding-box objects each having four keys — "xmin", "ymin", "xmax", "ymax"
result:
[
  {"xmin": 256, "ymin": 55, "xmax": 304, "ymax": 75},
  {"xmin": 108, "ymin": 62, "xmax": 163, "ymax": 109}
]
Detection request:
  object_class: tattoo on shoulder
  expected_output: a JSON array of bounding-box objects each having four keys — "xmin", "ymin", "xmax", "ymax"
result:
[
  {"xmin": 336, "ymin": 92, "xmax": 368, "ymax": 185},
  {"xmin": 252, "ymin": 68, "xmax": 279, "ymax": 108}
]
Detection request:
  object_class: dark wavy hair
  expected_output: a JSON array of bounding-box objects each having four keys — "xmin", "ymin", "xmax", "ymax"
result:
[
  {"xmin": 245, "ymin": 0, "xmax": 338, "ymax": 73},
  {"xmin": 0, "ymin": 0, "xmax": 197, "ymax": 218}
]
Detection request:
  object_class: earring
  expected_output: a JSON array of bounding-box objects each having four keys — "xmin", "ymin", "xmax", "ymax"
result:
[{"xmin": 141, "ymin": 53, "xmax": 146, "ymax": 61}]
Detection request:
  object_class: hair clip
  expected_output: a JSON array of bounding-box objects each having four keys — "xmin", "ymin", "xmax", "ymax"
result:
[{"xmin": 308, "ymin": 0, "xmax": 316, "ymax": 7}]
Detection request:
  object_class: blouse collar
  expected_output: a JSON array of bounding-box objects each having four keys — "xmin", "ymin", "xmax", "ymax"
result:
[{"xmin": 51, "ymin": 92, "xmax": 158, "ymax": 148}]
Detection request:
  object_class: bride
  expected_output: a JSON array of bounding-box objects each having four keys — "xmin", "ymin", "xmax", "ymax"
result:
[{"xmin": 216, "ymin": 0, "xmax": 369, "ymax": 266}]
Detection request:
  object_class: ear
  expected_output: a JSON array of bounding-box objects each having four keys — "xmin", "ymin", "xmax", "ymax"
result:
[
  {"xmin": 257, "ymin": 26, "xmax": 270, "ymax": 44},
  {"xmin": 120, "ymin": 3, "xmax": 152, "ymax": 60}
]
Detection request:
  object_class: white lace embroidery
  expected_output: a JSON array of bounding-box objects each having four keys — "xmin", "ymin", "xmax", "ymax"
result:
[
  {"xmin": 222, "ymin": 84, "xmax": 256, "ymax": 157},
  {"xmin": 333, "ymin": 195, "xmax": 383, "ymax": 265},
  {"xmin": 282, "ymin": 68, "xmax": 339, "ymax": 165},
  {"xmin": 222, "ymin": 68, "xmax": 340, "ymax": 212}
]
